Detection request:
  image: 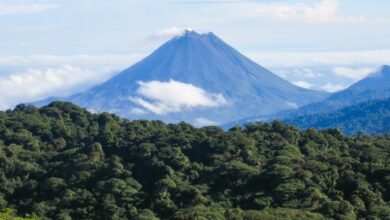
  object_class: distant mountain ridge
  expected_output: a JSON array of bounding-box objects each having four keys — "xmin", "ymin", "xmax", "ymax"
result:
[
  {"xmin": 35, "ymin": 30, "xmax": 327, "ymax": 125},
  {"xmin": 348, "ymin": 65, "xmax": 390, "ymax": 91},
  {"xmin": 282, "ymin": 65, "xmax": 390, "ymax": 117},
  {"xmin": 225, "ymin": 65, "xmax": 390, "ymax": 134},
  {"xmin": 285, "ymin": 98, "xmax": 390, "ymax": 135}
]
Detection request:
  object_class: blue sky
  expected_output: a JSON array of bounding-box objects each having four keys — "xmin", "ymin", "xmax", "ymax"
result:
[{"xmin": 0, "ymin": 0, "xmax": 389, "ymax": 109}]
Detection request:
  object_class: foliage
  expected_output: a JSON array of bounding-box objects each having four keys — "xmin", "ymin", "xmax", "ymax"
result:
[
  {"xmin": 0, "ymin": 208, "xmax": 38, "ymax": 220},
  {"xmin": 0, "ymin": 102, "xmax": 390, "ymax": 219}
]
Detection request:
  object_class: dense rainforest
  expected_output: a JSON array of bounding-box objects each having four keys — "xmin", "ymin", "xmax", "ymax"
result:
[{"xmin": 0, "ymin": 102, "xmax": 390, "ymax": 220}]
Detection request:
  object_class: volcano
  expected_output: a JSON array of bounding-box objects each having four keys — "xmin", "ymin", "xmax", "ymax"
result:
[{"xmin": 36, "ymin": 30, "xmax": 328, "ymax": 125}]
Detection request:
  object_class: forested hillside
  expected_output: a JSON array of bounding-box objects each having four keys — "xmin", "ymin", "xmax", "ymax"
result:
[
  {"xmin": 1, "ymin": 102, "xmax": 390, "ymax": 219},
  {"xmin": 285, "ymin": 98, "xmax": 390, "ymax": 135}
]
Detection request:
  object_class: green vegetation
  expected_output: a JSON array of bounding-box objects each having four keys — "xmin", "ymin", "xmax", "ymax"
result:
[
  {"xmin": 0, "ymin": 102, "xmax": 390, "ymax": 219},
  {"xmin": 0, "ymin": 208, "xmax": 38, "ymax": 219}
]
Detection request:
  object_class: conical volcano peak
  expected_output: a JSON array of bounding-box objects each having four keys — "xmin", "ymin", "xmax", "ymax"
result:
[
  {"xmin": 181, "ymin": 29, "xmax": 200, "ymax": 38},
  {"xmin": 173, "ymin": 30, "xmax": 228, "ymax": 51},
  {"xmin": 179, "ymin": 29, "xmax": 218, "ymax": 41},
  {"xmin": 41, "ymin": 30, "xmax": 328, "ymax": 124}
]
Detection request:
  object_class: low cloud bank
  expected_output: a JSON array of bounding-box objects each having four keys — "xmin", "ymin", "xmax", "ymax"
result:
[
  {"xmin": 0, "ymin": 65, "xmax": 115, "ymax": 109},
  {"xmin": 130, "ymin": 80, "xmax": 227, "ymax": 115}
]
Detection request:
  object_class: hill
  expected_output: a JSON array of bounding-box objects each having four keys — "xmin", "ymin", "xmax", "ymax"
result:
[
  {"xmin": 1, "ymin": 102, "xmax": 390, "ymax": 219},
  {"xmin": 284, "ymin": 98, "xmax": 390, "ymax": 135},
  {"xmin": 281, "ymin": 65, "xmax": 390, "ymax": 117},
  {"xmin": 225, "ymin": 65, "xmax": 390, "ymax": 133},
  {"xmin": 34, "ymin": 30, "xmax": 327, "ymax": 125}
]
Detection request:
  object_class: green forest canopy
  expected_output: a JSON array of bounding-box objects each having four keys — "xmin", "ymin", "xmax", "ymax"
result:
[{"xmin": 0, "ymin": 102, "xmax": 390, "ymax": 219}]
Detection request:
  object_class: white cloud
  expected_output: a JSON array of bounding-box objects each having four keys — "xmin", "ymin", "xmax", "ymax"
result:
[
  {"xmin": 194, "ymin": 117, "xmax": 218, "ymax": 127},
  {"xmin": 333, "ymin": 67, "xmax": 375, "ymax": 80},
  {"xmin": 320, "ymin": 83, "xmax": 346, "ymax": 92},
  {"xmin": 292, "ymin": 80, "xmax": 313, "ymax": 89},
  {"xmin": 150, "ymin": 27, "xmax": 193, "ymax": 40},
  {"xmin": 298, "ymin": 68, "xmax": 322, "ymax": 79},
  {"xmin": 273, "ymin": 67, "xmax": 324, "ymax": 81},
  {"xmin": 130, "ymin": 80, "xmax": 227, "ymax": 115},
  {"xmin": 0, "ymin": 65, "xmax": 114, "ymax": 109},
  {"xmin": 302, "ymin": 0, "xmax": 363, "ymax": 23},
  {"xmin": 0, "ymin": 3, "xmax": 58, "ymax": 16},
  {"xmin": 230, "ymin": 0, "xmax": 365, "ymax": 23},
  {"xmin": 279, "ymin": 68, "xmax": 322, "ymax": 79},
  {"xmin": 0, "ymin": 54, "xmax": 146, "ymax": 109}
]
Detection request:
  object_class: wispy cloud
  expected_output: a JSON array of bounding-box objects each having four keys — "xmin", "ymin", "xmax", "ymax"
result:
[
  {"xmin": 278, "ymin": 68, "xmax": 323, "ymax": 79},
  {"xmin": 0, "ymin": 3, "xmax": 59, "ymax": 16},
  {"xmin": 226, "ymin": 0, "xmax": 365, "ymax": 23},
  {"xmin": 292, "ymin": 80, "xmax": 314, "ymax": 89},
  {"xmin": 320, "ymin": 83, "xmax": 345, "ymax": 92},
  {"xmin": 333, "ymin": 67, "xmax": 375, "ymax": 80},
  {"xmin": 130, "ymin": 80, "xmax": 227, "ymax": 115},
  {"xmin": 149, "ymin": 27, "xmax": 193, "ymax": 40}
]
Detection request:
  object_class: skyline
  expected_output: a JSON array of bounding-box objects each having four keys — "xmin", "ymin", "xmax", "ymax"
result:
[{"xmin": 1, "ymin": 0, "xmax": 390, "ymax": 109}]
